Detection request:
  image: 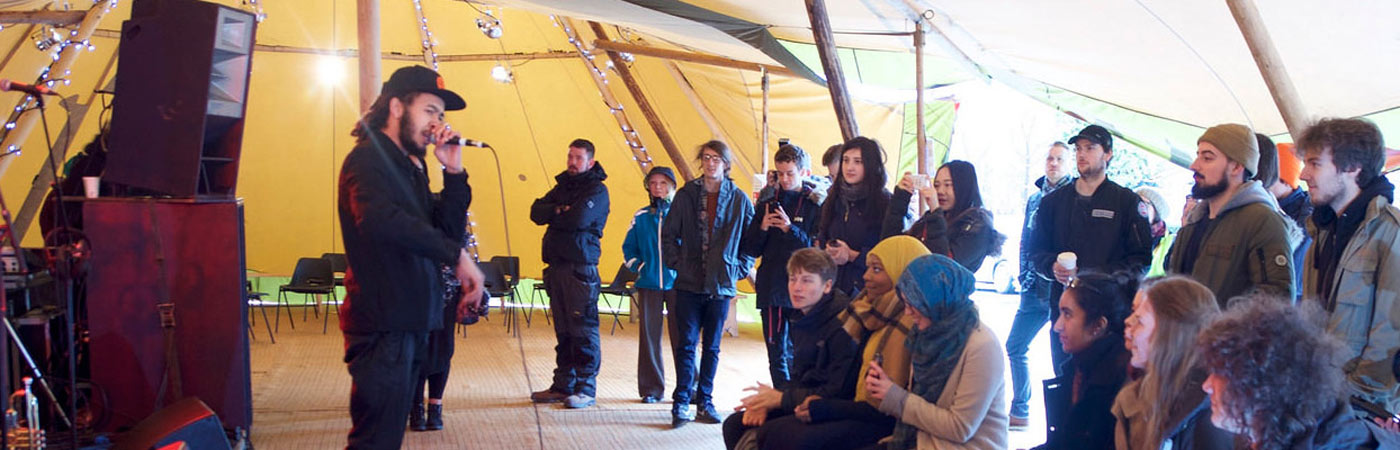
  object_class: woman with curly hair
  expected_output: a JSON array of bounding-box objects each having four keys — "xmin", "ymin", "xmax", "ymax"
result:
[
  {"xmin": 1197, "ymin": 296, "xmax": 1378, "ymax": 449},
  {"xmin": 1033, "ymin": 271, "xmax": 1136, "ymax": 450},
  {"xmin": 1111, "ymin": 276, "xmax": 1234, "ymax": 449}
]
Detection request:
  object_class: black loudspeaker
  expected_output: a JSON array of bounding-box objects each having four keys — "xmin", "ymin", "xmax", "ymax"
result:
[
  {"xmin": 114, "ymin": 397, "xmax": 232, "ymax": 450},
  {"xmin": 104, "ymin": 0, "xmax": 256, "ymax": 198}
]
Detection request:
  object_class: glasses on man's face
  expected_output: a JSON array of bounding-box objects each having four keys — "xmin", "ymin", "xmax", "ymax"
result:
[{"xmin": 701, "ymin": 154, "xmax": 723, "ymax": 163}]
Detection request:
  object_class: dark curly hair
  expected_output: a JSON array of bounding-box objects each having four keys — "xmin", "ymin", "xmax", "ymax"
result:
[
  {"xmin": 351, "ymin": 91, "xmax": 423, "ymax": 143},
  {"xmin": 1064, "ymin": 270, "xmax": 1137, "ymax": 337},
  {"xmin": 1196, "ymin": 295, "xmax": 1346, "ymax": 449},
  {"xmin": 1295, "ymin": 117, "xmax": 1385, "ymax": 188}
]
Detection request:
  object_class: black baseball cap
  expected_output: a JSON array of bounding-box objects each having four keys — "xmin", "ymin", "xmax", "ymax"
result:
[
  {"xmin": 1068, "ymin": 124, "xmax": 1113, "ymax": 151},
  {"xmin": 381, "ymin": 66, "xmax": 466, "ymax": 111}
]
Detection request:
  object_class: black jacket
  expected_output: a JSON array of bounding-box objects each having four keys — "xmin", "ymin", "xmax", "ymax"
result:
[
  {"xmin": 1027, "ymin": 179, "xmax": 1153, "ymax": 308},
  {"xmin": 781, "ymin": 290, "xmax": 860, "ymax": 413},
  {"xmin": 818, "ymin": 190, "xmax": 891, "ymax": 297},
  {"xmin": 1020, "ymin": 175, "xmax": 1072, "ymax": 294},
  {"xmin": 337, "ymin": 130, "xmax": 470, "ymax": 333},
  {"xmin": 881, "ymin": 188, "xmax": 1000, "ymax": 272},
  {"xmin": 1038, "ymin": 335, "xmax": 1131, "ymax": 450},
  {"xmin": 662, "ymin": 177, "xmax": 755, "ymax": 297},
  {"xmin": 741, "ymin": 185, "xmax": 823, "ymax": 308},
  {"xmin": 1282, "ymin": 400, "xmax": 1379, "ymax": 449},
  {"xmin": 530, "ymin": 163, "xmax": 610, "ymax": 266}
]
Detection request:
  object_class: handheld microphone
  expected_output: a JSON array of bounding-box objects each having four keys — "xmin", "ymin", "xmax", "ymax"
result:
[
  {"xmin": 0, "ymin": 79, "xmax": 59, "ymax": 97},
  {"xmin": 443, "ymin": 137, "xmax": 489, "ymax": 148}
]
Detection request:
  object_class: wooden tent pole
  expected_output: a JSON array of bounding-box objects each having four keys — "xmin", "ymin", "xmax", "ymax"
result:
[
  {"xmin": 593, "ymin": 39, "xmax": 796, "ymax": 78},
  {"xmin": 914, "ymin": 21, "xmax": 927, "ymax": 177},
  {"xmin": 588, "ymin": 21, "xmax": 692, "ymax": 180},
  {"xmin": 356, "ymin": 0, "xmax": 380, "ymax": 114},
  {"xmin": 0, "ymin": 2, "xmax": 111, "ymax": 179},
  {"xmin": 804, "ymin": 0, "xmax": 859, "ymax": 142},
  {"xmin": 0, "ymin": 11, "xmax": 84, "ymax": 26},
  {"xmin": 1226, "ymin": 0, "xmax": 1309, "ymax": 139},
  {"xmin": 762, "ymin": 68, "xmax": 770, "ymax": 174},
  {"xmin": 662, "ymin": 62, "xmax": 758, "ymax": 177}
]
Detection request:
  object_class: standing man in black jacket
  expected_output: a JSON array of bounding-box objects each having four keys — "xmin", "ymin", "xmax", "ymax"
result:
[
  {"xmin": 529, "ymin": 139, "xmax": 611, "ymax": 409},
  {"xmin": 1027, "ymin": 125, "xmax": 1153, "ymax": 375},
  {"xmin": 338, "ymin": 65, "xmax": 483, "ymax": 449},
  {"xmin": 741, "ymin": 143, "xmax": 824, "ymax": 390}
]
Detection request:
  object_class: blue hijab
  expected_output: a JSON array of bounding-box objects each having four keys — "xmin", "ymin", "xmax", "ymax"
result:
[{"xmin": 890, "ymin": 254, "xmax": 980, "ymax": 449}]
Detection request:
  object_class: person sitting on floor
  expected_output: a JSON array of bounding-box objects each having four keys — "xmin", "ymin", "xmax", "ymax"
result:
[
  {"xmin": 1034, "ymin": 271, "xmax": 1136, "ymax": 450},
  {"xmin": 864, "ymin": 253, "xmax": 1009, "ymax": 449},
  {"xmin": 1111, "ymin": 276, "xmax": 1234, "ymax": 449},
  {"xmin": 723, "ymin": 248, "xmax": 860, "ymax": 450}
]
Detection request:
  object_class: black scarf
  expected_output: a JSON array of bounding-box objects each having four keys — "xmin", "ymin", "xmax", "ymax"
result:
[{"xmin": 1313, "ymin": 176, "xmax": 1395, "ymax": 304}]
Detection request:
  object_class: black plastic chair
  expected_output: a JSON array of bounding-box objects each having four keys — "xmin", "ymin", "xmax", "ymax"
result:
[
  {"xmin": 481, "ymin": 260, "xmax": 519, "ymax": 335},
  {"xmin": 490, "ymin": 256, "xmax": 529, "ymax": 324},
  {"xmin": 246, "ymin": 280, "xmax": 274, "ymax": 344},
  {"xmin": 322, "ymin": 252, "xmax": 347, "ymax": 287},
  {"xmin": 598, "ymin": 264, "xmax": 637, "ymax": 335},
  {"xmin": 276, "ymin": 257, "xmax": 338, "ymax": 334}
]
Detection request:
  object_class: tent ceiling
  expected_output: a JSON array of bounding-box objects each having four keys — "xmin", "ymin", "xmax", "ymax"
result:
[{"xmin": 493, "ymin": 0, "xmax": 1400, "ymax": 138}]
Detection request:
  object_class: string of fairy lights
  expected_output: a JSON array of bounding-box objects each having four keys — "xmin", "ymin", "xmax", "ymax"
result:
[
  {"xmin": 0, "ymin": 0, "xmax": 116, "ymax": 157},
  {"xmin": 549, "ymin": 15, "xmax": 655, "ymax": 171},
  {"xmin": 417, "ymin": 0, "xmax": 483, "ymax": 260}
]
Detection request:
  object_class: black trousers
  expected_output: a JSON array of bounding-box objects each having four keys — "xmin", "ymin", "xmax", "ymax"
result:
[
  {"xmin": 636, "ymin": 288, "xmax": 677, "ymax": 398},
  {"xmin": 544, "ymin": 263, "xmax": 602, "ymax": 397},
  {"xmin": 344, "ymin": 330, "xmax": 428, "ymax": 450},
  {"xmin": 760, "ymin": 306, "xmax": 793, "ymax": 389}
]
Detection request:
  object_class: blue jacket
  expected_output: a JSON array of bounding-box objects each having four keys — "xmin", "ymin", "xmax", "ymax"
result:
[
  {"xmin": 621, "ymin": 197, "xmax": 676, "ymax": 290},
  {"xmin": 662, "ymin": 177, "xmax": 755, "ymax": 297},
  {"xmin": 741, "ymin": 185, "xmax": 823, "ymax": 308}
]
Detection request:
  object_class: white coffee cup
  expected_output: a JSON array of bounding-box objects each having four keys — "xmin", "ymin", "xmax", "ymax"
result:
[
  {"xmin": 82, "ymin": 176, "xmax": 100, "ymax": 198},
  {"xmin": 1057, "ymin": 252, "xmax": 1078, "ymax": 271}
]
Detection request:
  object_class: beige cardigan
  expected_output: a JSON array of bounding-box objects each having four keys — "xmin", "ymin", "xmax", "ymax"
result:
[{"xmin": 878, "ymin": 323, "xmax": 1009, "ymax": 449}]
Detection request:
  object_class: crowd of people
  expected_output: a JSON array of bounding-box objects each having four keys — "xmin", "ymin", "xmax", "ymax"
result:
[{"xmin": 337, "ymin": 66, "xmax": 1399, "ymax": 449}]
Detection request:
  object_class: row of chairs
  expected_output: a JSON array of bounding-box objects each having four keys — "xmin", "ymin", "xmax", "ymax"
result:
[{"xmin": 248, "ymin": 254, "xmax": 641, "ymax": 341}]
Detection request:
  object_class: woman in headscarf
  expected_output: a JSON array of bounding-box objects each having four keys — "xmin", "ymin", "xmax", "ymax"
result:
[
  {"xmin": 865, "ymin": 254, "xmax": 1009, "ymax": 449},
  {"xmin": 749, "ymin": 235, "xmax": 931, "ymax": 449},
  {"xmin": 1112, "ymin": 276, "xmax": 1234, "ymax": 450},
  {"xmin": 882, "ymin": 160, "xmax": 1003, "ymax": 272},
  {"xmin": 818, "ymin": 136, "xmax": 894, "ymax": 297}
]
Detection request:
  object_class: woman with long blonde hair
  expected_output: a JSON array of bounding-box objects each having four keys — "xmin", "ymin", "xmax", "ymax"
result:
[{"xmin": 1112, "ymin": 276, "xmax": 1234, "ymax": 449}]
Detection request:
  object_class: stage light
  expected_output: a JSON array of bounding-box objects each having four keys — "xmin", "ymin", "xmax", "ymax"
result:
[
  {"xmin": 476, "ymin": 9, "xmax": 503, "ymax": 39},
  {"xmin": 491, "ymin": 63, "xmax": 512, "ymax": 83},
  {"xmin": 316, "ymin": 56, "xmax": 344, "ymax": 86}
]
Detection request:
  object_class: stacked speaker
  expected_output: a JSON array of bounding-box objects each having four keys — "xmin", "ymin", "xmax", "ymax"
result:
[{"xmin": 103, "ymin": 0, "xmax": 256, "ymax": 198}]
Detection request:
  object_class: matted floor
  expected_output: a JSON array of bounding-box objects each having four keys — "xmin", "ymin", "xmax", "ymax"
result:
[{"xmin": 246, "ymin": 291, "xmax": 1053, "ymax": 449}]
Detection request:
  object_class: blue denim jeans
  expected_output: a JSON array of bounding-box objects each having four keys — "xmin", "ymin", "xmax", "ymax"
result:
[
  {"xmin": 1005, "ymin": 280, "xmax": 1051, "ymax": 419},
  {"xmin": 671, "ymin": 290, "xmax": 731, "ymax": 406}
]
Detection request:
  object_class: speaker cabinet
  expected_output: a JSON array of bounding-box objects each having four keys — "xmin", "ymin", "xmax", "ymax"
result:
[
  {"xmin": 84, "ymin": 199, "xmax": 251, "ymax": 432},
  {"xmin": 105, "ymin": 0, "xmax": 256, "ymax": 198},
  {"xmin": 115, "ymin": 397, "xmax": 231, "ymax": 450}
]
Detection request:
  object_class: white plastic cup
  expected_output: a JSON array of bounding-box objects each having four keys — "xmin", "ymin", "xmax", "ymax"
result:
[
  {"xmin": 82, "ymin": 176, "xmax": 100, "ymax": 198},
  {"xmin": 1057, "ymin": 252, "xmax": 1078, "ymax": 271}
]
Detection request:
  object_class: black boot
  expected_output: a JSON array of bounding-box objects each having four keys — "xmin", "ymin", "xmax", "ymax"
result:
[
  {"xmin": 425, "ymin": 404, "xmax": 444, "ymax": 430},
  {"xmin": 409, "ymin": 402, "xmax": 427, "ymax": 431}
]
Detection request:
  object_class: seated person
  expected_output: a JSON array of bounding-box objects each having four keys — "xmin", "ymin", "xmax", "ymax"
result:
[
  {"xmin": 1197, "ymin": 296, "xmax": 1379, "ymax": 449},
  {"xmin": 723, "ymin": 248, "xmax": 859, "ymax": 450},
  {"xmin": 1035, "ymin": 271, "xmax": 1136, "ymax": 450},
  {"xmin": 741, "ymin": 235, "xmax": 931, "ymax": 450},
  {"xmin": 1112, "ymin": 276, "xmax": 1234, "ymax": 450},
  {"xmin": 864, "ymin": 253, "xmax": 1008, "ymax": 449}
]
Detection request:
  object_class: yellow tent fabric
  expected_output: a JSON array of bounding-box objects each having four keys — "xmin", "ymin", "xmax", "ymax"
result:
[{"xmin": 0, "ymin": 1, "xmax": 919, "ymax": 278}]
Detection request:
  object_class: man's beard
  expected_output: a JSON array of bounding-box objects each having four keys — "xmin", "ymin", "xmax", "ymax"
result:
[
  {"xmin": 397, "ymin": 114, "xmax": 427, "ymax": 159},
  {"xmin": 1191, "ymin": 174, "xmax": 1229, "ymax": 199},
  {"xmin": 1078, "ymin": 161, "xmax": 1104, "ymax": 179}
]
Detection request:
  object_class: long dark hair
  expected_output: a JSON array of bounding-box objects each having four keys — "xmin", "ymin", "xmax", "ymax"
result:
[
  {"xmin": 351, "ymin": 91, "xmax": 421, "ymax": 143},
  {"xmin": 820, "ymin": 136, "xmax": 888, "ymax": 230},
  {"xmin": 939, "ymin": 160, "xmax": 983, "ymax": 214}
]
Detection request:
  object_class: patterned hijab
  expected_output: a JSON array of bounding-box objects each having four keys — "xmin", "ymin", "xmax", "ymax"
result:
[{"xmin": 889, "ymin": 254, "xmax": 980, "ymax": 449}]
